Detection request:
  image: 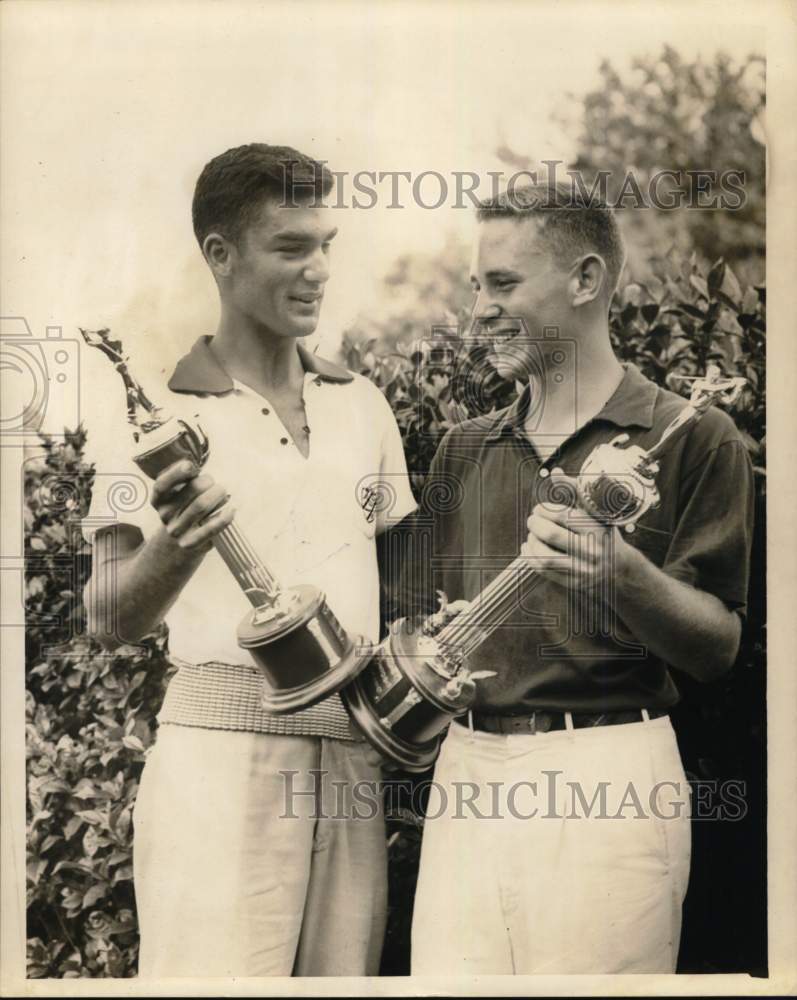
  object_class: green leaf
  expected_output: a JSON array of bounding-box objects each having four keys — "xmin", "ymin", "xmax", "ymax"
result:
[
  {"xmin": 82, "ymin": 882, "xmax": 108, "ymax": 909},
  {"xmin": 640, "ymin": 303, "xmax": 660, "ymax": 324},
  {"xmin": 83, "ymin": 826, "xmax": 100, "ymax": 858},
  {"xmin": 76, "ymin": 809, "xmax": 107, "ymax": 827},
  {"xmin": 73, "ymin": 778, "xmax": 98, "ymax": 800},
  {"xmin": 722, "ymin": 264, "xmax": 743, "ymax": 305},
  {"xmin": 689, "ymin": 274, "xmax": 709, "ymax": 300},
  {"xmin": 707, "ymin": 258, "xmax": 726, "ymax": 298}
]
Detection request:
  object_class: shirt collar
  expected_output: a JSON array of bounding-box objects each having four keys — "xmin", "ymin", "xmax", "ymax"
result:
[
  {"xmin": 485, "ymin": 362, "xmax": 658, "ymax": 442},
  {"xmin": 167, "ymin": 335, "xmax": 353, "ymax": 394}
]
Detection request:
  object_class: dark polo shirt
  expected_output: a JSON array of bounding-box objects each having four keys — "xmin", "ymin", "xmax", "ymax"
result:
[{"xmin": 393, "ymin": 363, "xmax": 754, "ymax": 713}]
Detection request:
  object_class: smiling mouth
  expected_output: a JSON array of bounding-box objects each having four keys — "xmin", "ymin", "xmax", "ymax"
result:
[
  {"xmin": 488, "ymin": 326, "xmax": 523, "ymax": 346},
  {"xmin": 291, "ymin": 294, "xmax": 322, "ymax": 305}
]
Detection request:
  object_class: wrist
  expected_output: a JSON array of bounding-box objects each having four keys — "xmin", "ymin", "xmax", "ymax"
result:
[
  {"xmin": 151, "ymin": 524, "xmax": 209, "ymax": 569},
  {"xmin": 612, "ymin": 532, "xmax": 645, "ymax": 593}
]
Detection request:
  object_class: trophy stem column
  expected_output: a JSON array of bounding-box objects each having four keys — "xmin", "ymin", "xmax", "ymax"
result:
[
  {"xmin": 213, "ymin": 523, "xmax": 282, "ymax": 608},
  {"xmin": 435, "ymin": 556, "xmax": 536, "ymax": 659}
]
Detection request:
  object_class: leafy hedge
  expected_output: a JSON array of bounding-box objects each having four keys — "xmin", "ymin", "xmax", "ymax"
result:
[
  {"xmin": 25, "ymin": 430, "xmax": 172, "ymax": 977},
  {"xmin": 25, "ymin": 254, "xmax": 765, "ymax": 977}
]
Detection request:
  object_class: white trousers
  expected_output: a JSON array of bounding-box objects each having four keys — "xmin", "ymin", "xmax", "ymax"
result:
[
  {"xmin": 133, "ymin": 726, "xmax": 387, "ymax": 977},
  {"xmin": 411, "ymin": 715, "xmax": 691, "ymax": 975}
]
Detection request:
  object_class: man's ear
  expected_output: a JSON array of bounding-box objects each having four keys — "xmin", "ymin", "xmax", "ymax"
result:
[
  {"xmin": 202, "ymin": 231, "xmax": 234, "ymax": 278},
  {"xmin": 568, "ymin": 254, "xmax": 606, "ymax": 307}
]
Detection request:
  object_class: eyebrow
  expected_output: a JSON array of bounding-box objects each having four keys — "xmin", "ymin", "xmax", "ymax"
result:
[
  {"xmin": 272, "ymin": 227, "xmax": 338, "ymax": 243},
  {"xmin": 484, "ymin": 268, "xmax": 522, "ymax": 281}
]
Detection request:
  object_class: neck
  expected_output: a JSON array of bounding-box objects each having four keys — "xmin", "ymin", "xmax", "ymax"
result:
[
  {"xmin": 525, "ymin": 319, "xmax": 623, "ymax": 435},
  {"xmin": 211, "ymin": 305, "xmax": 305, "ymax": 395}
]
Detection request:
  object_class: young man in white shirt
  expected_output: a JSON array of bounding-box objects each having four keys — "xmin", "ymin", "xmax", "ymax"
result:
[{"xmin": 82, "ymin": 143, "xmax": 415, "ymax": 977}]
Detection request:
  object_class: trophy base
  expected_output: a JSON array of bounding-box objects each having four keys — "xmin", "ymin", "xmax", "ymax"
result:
[
  {"xmin": 340, "ymin": 623, "xmax": 475, "ymax": 773},
  {"xmin": 238, "ymin": 584, "xmax": 373, "ymax": 714},
  {"xmin": 342, "ymin": 671, "xmax": 441, "ymax": 773},
  {"xmin": 259, "ymin": 636, "xmax": 373, "ymax": 714}
]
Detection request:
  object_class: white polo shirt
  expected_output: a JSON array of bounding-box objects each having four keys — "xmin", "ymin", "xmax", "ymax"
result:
[{"xmin": 82, "ymin": 336, "xmax": 416, "ymax": 738}]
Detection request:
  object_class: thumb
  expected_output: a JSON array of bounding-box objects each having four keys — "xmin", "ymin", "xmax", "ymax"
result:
[{"xmin": 445, "ymin": 599, "xmax": 469, "ymax": 615}]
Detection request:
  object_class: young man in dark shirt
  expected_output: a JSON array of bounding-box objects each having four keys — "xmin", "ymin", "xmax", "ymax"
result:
[{"xmin": 406, "ymin": 182, "xmax": 754, "ymax": 974}]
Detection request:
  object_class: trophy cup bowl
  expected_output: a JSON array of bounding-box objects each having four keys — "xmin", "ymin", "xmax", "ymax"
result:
[
  {"xmin": 341, "ymin": 618, "xmax": 479, "ymax": 772},
  {"xmin": 576, "ymin": 435, "xmax": 660, "ymax": 530},
  {"xmin": 131, "ymin": 415, "xmax": 208, "ymax": 479}
]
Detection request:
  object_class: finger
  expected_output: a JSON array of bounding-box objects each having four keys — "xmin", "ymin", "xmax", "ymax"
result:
[
  {"xmin": 168, "ymin": 485, "xmax": 230, "ymax": 539},
  {"xmin": 526, "ymin": 511, "xmax": 572, "ymax": 553},
  {"xmin": 531, "ymin": 502, "xmax": 607, "ymax": 538},
  {"xmin": 159, "ymin": 475, "xmax": 219, "ymax": 524},
  {"xmin": 156, "ymin": 473, "xmax": 216, "ymax": 521},
  {"xmin": 151, "ymin": 460, "xmax": 200, "ymax": 506},
  {"xmin": 175, "ymin": 504, "xmax": 236, "ymax": 550},
  {"xmin": 520, "ymin": 535, "xmax": 568, "ymax": 568},
  {"xmin": 523, "ymin": 532, "xmax": 603, "ymax": 585},
  {"xmin": 446, "ymin": 600, "xmax": 470, "ymax": 614}
]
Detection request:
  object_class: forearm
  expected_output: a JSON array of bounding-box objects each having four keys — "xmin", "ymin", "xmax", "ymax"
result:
[
  {"xmin": 612, "ymin": 542, "xmax": 742, "ymax": 681},
  {"xmin": 86, "ymin": 527, "xmax": 206, "ymax": 648}
]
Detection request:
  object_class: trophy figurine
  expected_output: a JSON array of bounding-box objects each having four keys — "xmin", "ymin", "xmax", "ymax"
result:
[
  {"xmin": 80, "ymin": 328, "xmax": 372, "ymax": 712},
  {"xmin": 339, "ymin": 365, "xmax": 746, "ymax": 770}
]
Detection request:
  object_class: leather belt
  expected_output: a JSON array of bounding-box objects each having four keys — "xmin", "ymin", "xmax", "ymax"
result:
[{"xmin": 463, "ymin": 708, "xmax": 668, "ymax": 735}]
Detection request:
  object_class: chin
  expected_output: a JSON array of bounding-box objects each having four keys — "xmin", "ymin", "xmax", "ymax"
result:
[
  {"xmin": 490, "ymin": 353, "xmax": 528, "ymax": 383},
  {"xmin": 284, "ymin": 316, "xmax": 319, "ymax": 338}
]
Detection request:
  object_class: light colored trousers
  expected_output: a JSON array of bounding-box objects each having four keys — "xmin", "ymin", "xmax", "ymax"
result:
[
  {"xmin": 133, "ymin": 725, "xmax": 387, "ymax": 977},
  {"xmin": 411, "ymin": 714, "xmax": 691, "ymax": 975}
]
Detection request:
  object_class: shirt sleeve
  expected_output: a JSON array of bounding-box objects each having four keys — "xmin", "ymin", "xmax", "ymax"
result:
[
  {"xmin": 662, "ymin": 437, "xmax": 755, "ymax": 615},
  {"xmin": 372, "ymin": 382, "xmax": 417, "ymax": 534}
]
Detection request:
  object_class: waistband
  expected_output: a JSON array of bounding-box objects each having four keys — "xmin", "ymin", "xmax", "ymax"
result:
[
  {"xmin": 158, "ymin": 660, "xmax": 358, "ymax": 741},
  {"xmin": 462, "ymin": 707, "xmax": 668, "ymax": 736}
]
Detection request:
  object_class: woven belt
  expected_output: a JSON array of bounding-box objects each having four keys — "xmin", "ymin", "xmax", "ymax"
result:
[{"xmin": 464, "ymin": 708, "xmax": 668, "ymax": 735}]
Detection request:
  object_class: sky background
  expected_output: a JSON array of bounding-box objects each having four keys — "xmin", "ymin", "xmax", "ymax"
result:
[{"xmin": 2, "ymin": 0, "xmax": 765, "ymax": 387}]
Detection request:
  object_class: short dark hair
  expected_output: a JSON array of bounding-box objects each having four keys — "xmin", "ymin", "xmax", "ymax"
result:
[
  {"xmin": 192, "ymin": 143, "xmax": 333, "ymax": 247},
  {"xmin": 477, "ymin": 180, "xmax": 626, "ymax": 295}
]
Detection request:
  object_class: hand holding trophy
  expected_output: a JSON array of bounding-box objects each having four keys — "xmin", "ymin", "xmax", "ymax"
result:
[{"xmin": 80, "ymin": 328, "xmax": 372, "ymax": 711}]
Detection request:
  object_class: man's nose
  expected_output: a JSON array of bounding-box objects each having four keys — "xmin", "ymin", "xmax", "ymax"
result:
[
  {"xmin": 302, "ymin": 248, "xmax": 330, "ymax": 284},
  {"xmin": 471, "ymin": 299, "xmax": 502, "ymax": 326}
]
